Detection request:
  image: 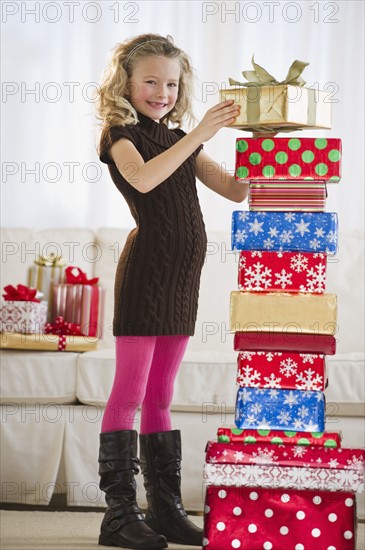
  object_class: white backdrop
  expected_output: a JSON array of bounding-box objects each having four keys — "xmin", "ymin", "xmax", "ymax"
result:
[{"xmin": 1, "ymin": 0, "xmax": 364, "ymax": 232}]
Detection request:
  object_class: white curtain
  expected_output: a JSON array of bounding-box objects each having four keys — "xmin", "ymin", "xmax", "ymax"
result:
[{"xmin": 2, "ymin": 0, "xmax": 364, "ymax": 231}]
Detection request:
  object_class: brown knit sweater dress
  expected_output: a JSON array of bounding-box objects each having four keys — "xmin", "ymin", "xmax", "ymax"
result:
[{"xmin": 99, "ymin": 112, "xmax": 207, "ymax": 336}]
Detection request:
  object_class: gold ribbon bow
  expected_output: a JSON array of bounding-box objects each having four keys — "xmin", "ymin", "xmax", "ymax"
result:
[
  {"xmin": 34, "ymin": 253, "xmax": 66, "ymax": 267},
  {"xmin": 229, "ymin": 56, "xmax": 309, "ymax": 88}
]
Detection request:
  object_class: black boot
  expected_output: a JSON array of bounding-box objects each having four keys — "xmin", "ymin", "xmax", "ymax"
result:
[
  {"xmin": 139, "ymin": 430, "xmax": 203, "ymax": 546},
  {"xmin": 98, "ymin": 429, "xmax": 167, "ymax": 549}
]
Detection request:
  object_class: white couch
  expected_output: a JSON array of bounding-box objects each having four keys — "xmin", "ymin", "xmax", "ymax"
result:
[{"xmin": 1, "ymin": 227, "xmax": 364, "ymax": 517}]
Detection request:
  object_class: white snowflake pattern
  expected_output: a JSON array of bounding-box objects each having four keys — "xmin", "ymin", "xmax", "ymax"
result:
[
  {"xmin": 279, "ymin": 357, "xmax": 298, "ymax": 377},
  {"xmin": 290, "ymin": 253, "xmax": 309, "ymax": 273},
  {"xmin": 283, "ymin": 391, "xmax": 299, "ymax": 406},
  {"xmin": 238, "ymin": 212, "xmax": 250, "ymax": 221},
  {"xmin": 240, "ymin": 388, "xmax": 253, "ymax": 403},
  {"xmin": 293, "ymin": 419, "xmax": 304, "ymax": 430},
  {"xmin": 237, "ymin": 365, "xmax": 262, "ymax": 387},
  {"xmin": 263, "ymin": 373, "xmax": 282, "ymax": 389},
  {"xmin": 251, "ymin": 403, "xmax": 263, "ymax": 415},
  {"xmin": 269, "ymin": 227, "xmax": 279, "ymax": 238},
  {"xmin": 239, "ymin": 351, "xmax": 255, "ymax": 361},
  {"xmin": 280, "ymin": 230, "xmax": 294, "ymax": 244},
  {"xmin": 296, "ymin": 368, "xmax": 324, "ymax": 391},
  {"xmin": 257, "ymin": 417, "xmax": 272, "ymax": 429},
  {"xmin": 299, "ymin": 353, "xmax": 320, "ymax": 364},
  {"xmin": 269, "ymin": 389, "xmax": 279, "ymax": 399},
  {"xmin": 284, "ymin": 213, "xmax": 296, "ymax": 222},
  {"xmin": 249, "ymin": 218, "xmax": 265, "ymax": 236},
  {"xmin": 298, "ymin": 405, "xmax": 310, "ymax": 419},
  {"xmin": 309, "ymin": 238, "xmax": 321, "ymax": 251},
  {"xmin": 294, "ymin": 219, "xmax": 311, "ymax": 236},
  {"xmin": 234, "ymin": 451, "xmax": 244, "ymax": 462},
  {"xmin": 244, "ymin": 262, "xmax": 272, "ymax": 290},
  {"xmin": 277, "ymin": 410, "xmax": 291, "ymax": 425},
  {"xmin": 235, "ymin": 229, "xmax": 247, "ymax": 245},
  {"xmin": 292, "ymin": 446, "xmax": 307, "ymax": 458},
  {"xmin": 245, "ymin": 414, "xmax": 259, "ymax": 425},
  {"xmin": 239, "ymin": 255, "xmax": 246, "ymax": 269},
  {"xmin": 251, "ymin": 447, "xmax": 278, "ymax": 464},
  {"xmin": 313, "ymin": 253, "xmax": 325, "ymax": 259},
  {"xmin": 329, "ymin": 458, "xmax": 339, "ymax": 468},
  {"xmin": 265, "ymin": 352, "xmax": 282, "ymax": 362},
  {"xmin": 300, "ymin": 263, "xmax": 327, "ymax": 293},
  {"xmin": 315, "ymin": 227, "xmax": 325, "ymax": 238},
  {"xmin": 326, "ymin": 230, "xmax": 337, "ymax": 244},
  {"xmin": 274, "ymin": 269, "xmax": 293, "ymax": 289},
  {"xmin": 264, "ymin": 238, "xmax": 275, "ymax": 249},
  {"xmin": 345, "ymin": 455, "xmax": 365, "ymax": 470},
  {"xmin": 251, "ymin": 251, "xmax": 263, "ymax": 257}
]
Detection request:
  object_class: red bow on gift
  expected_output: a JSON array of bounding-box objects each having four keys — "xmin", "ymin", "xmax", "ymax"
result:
[
  {"xmin": 44, "ymin": 316, "xmax": 82, "ymax": 336},
  {"xmin": 65, "ymin": 266, "xmax": 99, "ymax": 285},
  {"xmin": 3, "ymin": 284, "xmax": 40, "ymax": 302}
]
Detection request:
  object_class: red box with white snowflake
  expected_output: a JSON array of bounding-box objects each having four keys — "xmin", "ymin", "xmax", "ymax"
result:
[
  {"xmin": 237, "ymin": 351, "xmax": 327, "ymax": 391},
  {"xmin": 205, "ymin": 441, "xmax": 365, "ymax": 472},
  {"xmin": 234, "ymin": 332, "xmax": 337, "ymax": 355},
  {"xmin": 217, "ymin": 427, "xmax": 342, "ymax": 448},
  {"xmin": 203, "ymin": 485, "xmax": 356, "ymax": 550},
  {"xmin": 238, "ymin": 251, "xmax": 327, "ymax": 293},
  {"xmin": 235, "ymin": 137, "xmax": 342, "ymax": 182}
]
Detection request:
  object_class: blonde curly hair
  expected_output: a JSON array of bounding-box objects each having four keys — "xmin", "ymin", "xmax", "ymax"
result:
[{"xmin": 94, "ymin": 33, "xmax": 196, "ymax": 140}]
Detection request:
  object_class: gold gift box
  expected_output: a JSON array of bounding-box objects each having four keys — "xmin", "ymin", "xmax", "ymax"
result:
[
  {"xmin": 0, "ymin": 332, "xmax": 99, "ymax": 352},
  {"xmin": 219, "ymin": 85, "xmax": 332, "ymax": 131},
  {"xmin": 230, "ymin": 292, "xmax": 337, "ymax": 334}
]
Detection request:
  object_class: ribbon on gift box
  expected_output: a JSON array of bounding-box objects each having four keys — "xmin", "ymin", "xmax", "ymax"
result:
[
  {"xmin": 35, "ymin": 254, "xmax": 66, "ymax": 268},
  {"xmin": 65, "ymin": 266, "xmax": 99, "ymax": 286},
  {"xmin": 44, "ymin": 316, "xmax": 82, "ymax": 351},
  {"xmin": 229, "ymin": 56, "xmax": 308, "ymax": 88},
  {"xmin": 3, "ymin": 284, "xmax": 40, "ymax": 303}
]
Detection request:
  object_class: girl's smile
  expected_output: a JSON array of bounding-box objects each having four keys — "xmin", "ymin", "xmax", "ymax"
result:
[{"xmin": 127, "ymin": 55, "xmax": 180, "ymax": 122}]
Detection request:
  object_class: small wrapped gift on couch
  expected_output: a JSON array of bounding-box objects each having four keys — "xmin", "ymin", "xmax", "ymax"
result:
[
  {"xmin": 238, "ymin": 250, "xmax": 327, "ymax": 293},
  {"xmin": 217, "ymin": 427, "xmax": 342, "ymax": 448},
  {"xmin": 28, "ymin": 253, "xmax": 65, "ymax": 321},
  {"xmin": 235, "ymin": 386, "xmax": 325, "ymax": 432},
  {"xmin": 235, "ymin": 137, "xmax": 341, "ymax": 182},
  {"xmin": 52, "ymin": 267, "xmax": 106, "ymax": 338},
  {"xmin": 230, "ymin": 291, "xmax": 337, "ymax": 335},
  {"xmin": 0, "ymin": 284, "xmax": 47, "ymax": 334},
  {"xmin": 203, "ymin": 486, "xmax": 357, "ymax": 550},
  {"xmin": 219, "ymin": 58, "xmax": 332, "ymax": 132},
  {"xmin": 234, "ymin": 332, "xmax": 337, "ymax": 355},
  {"xmin": 231, "ymin": 211, "xmax": 338, "ymax": 254},
  {"xmin": 237, "ymin": 350, "xmax": 327, "ymax": 391}
]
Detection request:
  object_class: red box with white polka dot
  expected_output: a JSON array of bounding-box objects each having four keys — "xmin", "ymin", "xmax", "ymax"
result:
[
  {"xmin": 235, "ymin": 138, "xmax": 342, "ymax": 182},
  {"xmin": 203, "ymin": 485, "xmax": 356, "ymax": 550}
]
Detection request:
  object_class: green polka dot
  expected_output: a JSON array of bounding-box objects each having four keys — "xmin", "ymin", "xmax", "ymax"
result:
[
  {"xmin": 302, "ymin": 150, "xmax": 315, "ymax": 163},
  {"xmin": 236, "ymin": 166, "xmax": 249, "ymax": 179},
  {"xmin": 297, "ymin": 438, "xmax": 311, "ymax": 446},
  {"xmin": 249, "ymin": 152, "xmax": 262, "ymax": 165},
  {"xmin": 270, "ymin": 437, "xmax": 283, "ymax": 444},
  {"xmin": 289, "ymin": 164, "xmax": 302, "ymax": 177},
  {"xmin": 329, "ymin": 175, "xmax": 340, "ymax": 182},
  {"xmin": 328, "ymin": 149, "xmax": 341, "ymax": 162},
  {"xmin": 275, "ymin": 151, "xmax": 288, "ymax": 164},
  {"xmin": 257, "ymin": 429, "xmax": 270, "ymax": 436},
  {"xmin": 236, "ymin": 139, "xmax": 249, "ymax": 152},
  {"xmin": 244, "ymin": 436, "xmax": 257, "ymax": 443},
  {"xmin": 288, "ymin": 138, "xmax": 301, "ymax": 151},
  {"xmin": 315, "ymin": 163, "xmax": 328, "ymax": 176},
  {"xmin": 311, "ymin": 432, "xmax": 324, "ymax": 438},
  {"xmin": 315, "ymin": 138, "xmax": 328, "ymax": 150},
  {"xmin": 283, "ymin": 431, "xmax": 297, "ymax": 437},
  {"xmin": 262, "ymin": 165, "xmax": 275, "ymax": 178},
  {"xmin": 324, "ymin": 439, "xmax": 338, "ymax": 448},
  {"xmin": 232, "ymin": 428, "xmax": 244, "ymax": 435},
  {"xmin": 218, "ymin": 435, "xmax": 231, "ymax": 443},
  {"xmin": 262, "ymin": 139, "xmax": 275, "ymax": 152}
]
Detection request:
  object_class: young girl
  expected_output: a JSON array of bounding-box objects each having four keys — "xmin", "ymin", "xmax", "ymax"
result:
[{"xmin": 95, "ymin": 33, "xmax": 247, "ymax": 549}]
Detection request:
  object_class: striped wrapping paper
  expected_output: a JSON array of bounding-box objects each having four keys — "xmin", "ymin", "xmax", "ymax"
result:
[{"xmin": 249, "ymin": 182, "xmax": 327, "ymax": 211}]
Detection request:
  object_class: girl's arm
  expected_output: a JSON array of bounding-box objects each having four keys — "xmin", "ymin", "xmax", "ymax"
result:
[
  {"xmin": 109, "ymin": 100, "xmax": 239, "ymax": 194},
  {"xmin": 196, "ymin": 149, "xmax": 248, "ymax": 203}
]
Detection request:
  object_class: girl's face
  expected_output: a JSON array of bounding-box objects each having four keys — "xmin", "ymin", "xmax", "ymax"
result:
[{"xmin": 127, "ymin": 55, "xmax": 180, "ymax": 122}]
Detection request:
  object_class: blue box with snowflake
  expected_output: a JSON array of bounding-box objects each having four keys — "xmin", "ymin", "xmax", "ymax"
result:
[
  {"xmin": 235, "ymin": 387, "xmax": 325, "ymax": 431},
  {"xmin": 231, "ymin": 211, "xmax": 338, "ymax": 254}
]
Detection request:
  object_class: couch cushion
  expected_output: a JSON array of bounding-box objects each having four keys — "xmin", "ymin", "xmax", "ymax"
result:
[
  {"xmin": 76, "ymin": 349, "xmax": 364, "ymax": 416},
  {"xmin": 0, "ymin": 350, "xmax": 78, "ymax": 404}
]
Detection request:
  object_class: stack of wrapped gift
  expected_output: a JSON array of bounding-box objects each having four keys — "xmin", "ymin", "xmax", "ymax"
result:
[
  {"xmin": 201, "ymin": 59, "xmax": 364, "ymax": 549},
  {"xmin": 0, "ymin": 260, "xmax": 105, "ymax": 352}
]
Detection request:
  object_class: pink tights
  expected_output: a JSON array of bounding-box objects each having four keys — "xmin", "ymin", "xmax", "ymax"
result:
[{"xmin": 101, "ymin": 335, "xmax": 189, "ymax": 434}]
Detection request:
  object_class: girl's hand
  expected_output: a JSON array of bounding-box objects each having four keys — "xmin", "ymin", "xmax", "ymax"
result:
[{"xmin": 192, "ymin": 100, "xmax": 240, "ymax": 142}]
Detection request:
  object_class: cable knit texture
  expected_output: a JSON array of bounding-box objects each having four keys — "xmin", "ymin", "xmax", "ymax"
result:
[{"xmin": 99, "ymin": 112, "xmax": 207, "ymax": 336}]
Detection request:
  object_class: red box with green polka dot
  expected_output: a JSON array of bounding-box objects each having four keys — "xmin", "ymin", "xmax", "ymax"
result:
[
  {"xmin": 203, "ymin": 485, "xmax": 356, "ymax": 549},
  {"xmin": 235, "ymin": 138, "xmax": 342, "ymax": 182}
]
